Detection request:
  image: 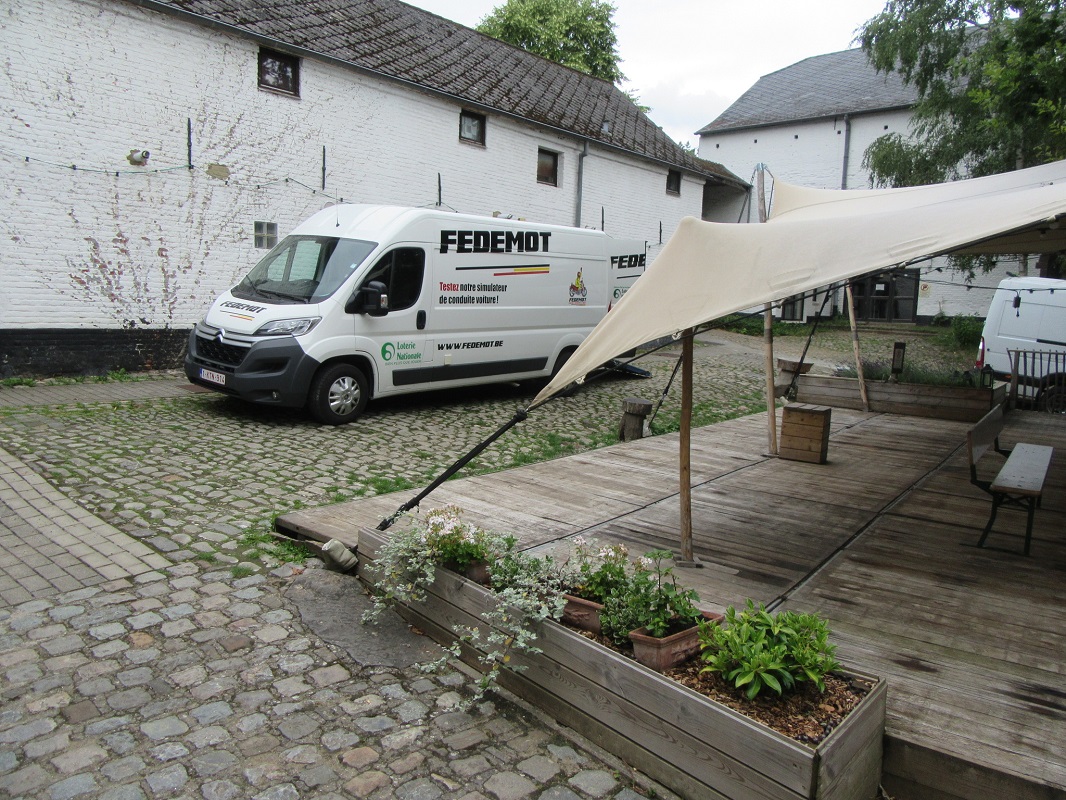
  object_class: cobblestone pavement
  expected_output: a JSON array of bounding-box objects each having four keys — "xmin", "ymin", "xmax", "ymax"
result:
[{"xmin": 0, "ymin": 328, "xmax": 972, "ymax": 800}]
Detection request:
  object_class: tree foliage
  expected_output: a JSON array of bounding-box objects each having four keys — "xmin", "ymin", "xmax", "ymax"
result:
[
  {"xmin": 477, "ymin": 0, "xmax": 625, "ymax": 83},
  {"xmin": 859, "ymin": 1, "xmax": 1066, "ymax": 187}
]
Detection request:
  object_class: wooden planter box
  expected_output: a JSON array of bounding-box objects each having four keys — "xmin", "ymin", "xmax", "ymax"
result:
[
  {"xmin": 359, "ymin": 529, "xmax": 886, "ymax": 800},
  {"xmin": 795, "ymin": 375, "xmax": 1006, "ymax": 422}
]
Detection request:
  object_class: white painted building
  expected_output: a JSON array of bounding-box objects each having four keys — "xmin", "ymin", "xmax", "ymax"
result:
[
  {"xmin": 697, "ymin": 48, "xmax": 1021, "ymax": 324},
  {"xmin": 0, "ymin": 0, "xmax": 745, "ymax": 377}
]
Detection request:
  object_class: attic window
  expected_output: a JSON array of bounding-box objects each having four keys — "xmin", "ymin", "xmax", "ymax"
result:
[
  {"xmin": 666, "ymin": 169, "xmax": 681, "ymax": 195},
  {"xmin": 460, "ymin": 110, "xmax": 486, "ymax": 145},
  {"xmin": 537, "ymin": 148, "xmax": 559, "ymax": 186},
  {"xmin": 258, "ymin": 47, "xmax": 300, "ymax": 97}
]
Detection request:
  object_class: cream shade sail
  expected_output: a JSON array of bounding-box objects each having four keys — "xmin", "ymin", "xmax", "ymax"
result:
[{"xmin": 530, "ymin": 160, "xmax": 1066, "ymax": 409}]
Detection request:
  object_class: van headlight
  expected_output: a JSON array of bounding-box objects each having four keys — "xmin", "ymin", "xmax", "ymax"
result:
[{"xmin": 255, "ymin": 317, "xmax": 321, "ymax": 336}]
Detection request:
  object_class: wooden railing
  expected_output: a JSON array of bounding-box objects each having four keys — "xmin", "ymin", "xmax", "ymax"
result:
[{"xmin": 1008, "ymin": 349, "xmax": 1066, "ymax": 412}]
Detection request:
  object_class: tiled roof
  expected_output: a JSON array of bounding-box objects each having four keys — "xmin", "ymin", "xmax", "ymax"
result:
[
  {"xmin": 697, "ymin": 48, "xmax": 918, "ymax": 135},
  {"xmin": 140, "ymin": 0, "xmax": 743, "ymax": 185}
]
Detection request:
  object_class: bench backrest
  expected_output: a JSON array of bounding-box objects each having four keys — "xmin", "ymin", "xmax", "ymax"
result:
[{"xmin": 967, "ymin": 404, "xmax": 1005, "ymax": 468}]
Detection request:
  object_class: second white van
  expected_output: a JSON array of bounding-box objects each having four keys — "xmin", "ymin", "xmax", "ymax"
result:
[{"xmin": 975, "ymin": 276, "xmax": 1066, "ymax": 411}]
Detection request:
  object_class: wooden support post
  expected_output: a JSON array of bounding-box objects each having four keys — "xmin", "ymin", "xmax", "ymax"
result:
[
  {"xmin": 619, "ymin": 397, "xmax": 653, "ymax": 441},
  {"xmin": 845, "ymin": 283, "xmax": 870, "ymax": 412},
  {"xmin": 764, "ymin": 303, "xmax": 778, "ymax": 454},
  {"xmin": 677, "ymin": 329, "xmax": 699, "ymax": 566},
  {"xmin": 755, "ymin": 165, "xmax": 779, "ymax": 455}
]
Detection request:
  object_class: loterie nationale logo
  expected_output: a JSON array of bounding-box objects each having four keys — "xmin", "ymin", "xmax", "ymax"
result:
[{"xmin": 381, "ymin": 341, "xmax": 422, "ymax": 363}]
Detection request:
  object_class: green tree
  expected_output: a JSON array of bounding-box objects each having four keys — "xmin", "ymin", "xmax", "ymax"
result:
[
  {"xmin": 477, "ymin": 0, "xmax": 625, "ymax": 83},
  {"xmin": 859, "ymin": 1, "xmax": 1066, "ymax": 187}
]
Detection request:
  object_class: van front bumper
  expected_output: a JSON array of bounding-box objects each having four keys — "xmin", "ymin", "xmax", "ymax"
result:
[{"xmin": 183, "ymin": 324, "xmax": 320, "ymax": 408}]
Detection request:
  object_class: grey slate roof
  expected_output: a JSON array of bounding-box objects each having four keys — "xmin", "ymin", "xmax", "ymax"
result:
[
  {"xmin": 138, "ymin": 0, "xmax": 742, "ymax": 185},
  {"xmin": 697, "ymin": 48, "xmax": 918, "ymax": 135}
]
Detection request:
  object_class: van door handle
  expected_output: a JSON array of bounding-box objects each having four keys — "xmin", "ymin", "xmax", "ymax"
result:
[{"xmin": 417, "ymin": 310, "xmax": 427, "ymax": 330}]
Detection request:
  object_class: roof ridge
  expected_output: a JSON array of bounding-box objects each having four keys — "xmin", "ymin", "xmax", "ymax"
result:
[{"xmin": 696, "ymin": 46, "xmax": 917, "ymax": 136}]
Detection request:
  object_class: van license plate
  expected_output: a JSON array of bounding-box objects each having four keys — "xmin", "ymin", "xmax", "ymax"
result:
[{"xmin": 200, "ymin": 368, "xmax": 226, "ymax": 386}]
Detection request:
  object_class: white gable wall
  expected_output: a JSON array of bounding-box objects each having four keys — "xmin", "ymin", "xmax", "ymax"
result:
[
  {"xmin": 700, "ymin": 109, "xmax": 912, "ymax": 192},
  {"xmin": 1, "ymin": 0, "xmax": 714, "ymax": 373}
]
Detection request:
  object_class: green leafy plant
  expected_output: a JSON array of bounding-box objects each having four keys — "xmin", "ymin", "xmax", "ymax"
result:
[
  {"xmin": 1, "ymin": 377, "xmax": 37, "ymax": 388},
  {"xmin": 362, "ymin": 506, "xmax": 491, "ymax": 616},
  {"xmin": 834, "ymin": 359, "xmax": 972, "ymax": 387},
  {"xmin": 363, "ymin": 506, "xmax": 573, "ymax": 703},
  {"xmin": 454, "ymin": 536, "xmax": 570, "ymax": 697},
  {"xmin": 600, "ymin": 549, "xmax": 702, "ymax": 644},
  {"xmin": 364, "ymin": 475, "xmax": 417, "ymax": 496},
  {"xmin": 698, "ymin": 600, "xmax": 840, "ymax": 699},
  {"xmin": 949, "ymin": 314, "xmax": 984, "ymax": 349},
  {"xmin": 567, "ymin": 538, "xmax": 632, "ymax": 604},
  {"xmin": 238, "ymin": 527, "xmax": 308, "ymax": 565}
]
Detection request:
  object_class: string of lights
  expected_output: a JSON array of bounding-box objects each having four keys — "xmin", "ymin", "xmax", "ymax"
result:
[
  {"xmin": 0, "ymin": 146, "xmax": 193, "ymax": 177},
  {"xmin": 0, "ymin": 146, "xmax": 345, "ymax": 201}
]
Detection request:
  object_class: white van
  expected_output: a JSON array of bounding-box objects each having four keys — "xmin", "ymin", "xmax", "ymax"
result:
[
  {"xmin": 975, "ymin": 276, "xmax": 1066, "ymax": 411},
  {"xmin": 184, "ymin": 205, "xmax": 647, "ymax": 423}
]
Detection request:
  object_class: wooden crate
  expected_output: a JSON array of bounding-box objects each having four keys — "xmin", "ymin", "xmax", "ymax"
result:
[
  {"xmin": 780, "ymin": 404, "xmax": 831, "ymax": 464},
  {"xmin": 358, "ymin": 528, "xmax": 886, "ymax": 800}
]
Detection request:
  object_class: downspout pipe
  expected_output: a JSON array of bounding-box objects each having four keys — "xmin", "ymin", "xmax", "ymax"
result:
[
  {"xmin": 837, "ymin": 115, "xmax": 853, "ymax": 319},
  {"xmin": 840, "ymin": 114, "xmax": 852, "ymax": 190},
  {"xmin": 575, "ymin": 141, "xmax": 588, "ymax": 228}
]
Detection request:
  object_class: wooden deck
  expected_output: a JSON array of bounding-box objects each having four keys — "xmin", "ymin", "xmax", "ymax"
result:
[{"xmin": 277, "ymin": 408, "xmax": 1066, "ymax": 799}]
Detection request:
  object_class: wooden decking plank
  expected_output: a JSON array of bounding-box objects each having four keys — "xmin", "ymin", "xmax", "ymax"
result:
[
  {"xmin": 279, "ymin": 407, "xmax": 1066, "ymax": 795},
  {"xmin": 831, "ymin": 636, "xmax": 1065, "ymax": 779}
]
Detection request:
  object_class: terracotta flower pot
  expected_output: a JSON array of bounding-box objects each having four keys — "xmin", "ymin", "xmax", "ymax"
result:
[
  {"xmin": 442, "ymin": 560, "xmax": 491, "ymax": 585},
  {"xmin": 629, "ymin": 611, "xmax": 723, "ymax": 672},
  {"xmin": 561, "ymin": 593, "xmax": 605, "ymax": 633}
]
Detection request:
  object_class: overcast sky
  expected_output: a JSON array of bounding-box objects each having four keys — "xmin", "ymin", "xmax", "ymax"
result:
[{"xmin": 405, "ymin": 0, "xmax": 890, "ymax": 146}]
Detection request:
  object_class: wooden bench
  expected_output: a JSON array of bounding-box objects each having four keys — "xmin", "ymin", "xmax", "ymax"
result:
[{"xmin": 966, "ymin": 405, "xmax": 1054, "ymax": 556}]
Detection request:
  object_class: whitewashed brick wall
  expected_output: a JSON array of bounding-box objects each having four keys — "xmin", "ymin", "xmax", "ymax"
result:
[
  {"xmin": 700, "ymin": 109, "xmax": 913, "ymax": 191},
  {"xmin": 0, "ymin": 0, "xmax": 707, "ymax": 337}
]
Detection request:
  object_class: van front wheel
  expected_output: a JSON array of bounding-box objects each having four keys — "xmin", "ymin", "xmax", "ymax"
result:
[
  {"xmin": 309, "ymin": 364, "xmax": 369, "ymax": 425},
  {"xmin": 552, "ymin": 348, "xmax": 580, "ymax": 398}
]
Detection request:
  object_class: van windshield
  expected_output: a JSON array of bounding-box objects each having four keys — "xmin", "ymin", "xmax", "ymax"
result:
[{"xmin": 233, "ymin": 236, "xmax": 377, "ymax": 304}]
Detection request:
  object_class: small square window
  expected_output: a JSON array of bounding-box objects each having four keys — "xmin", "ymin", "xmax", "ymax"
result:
[
  {"xmin": 460, "ymin": 110, "xmax": 486, "ymax": 145},
  {"xmin": 666, "ymin": 169, "xmax": 681, "ymax": 195},
  {"xmin": 258, "ymin": 47, "xmax": 300, "ymax": 97},
  {"xmin": 537, "ymin": 149, "xmax": 559, "ymax": 186},
  {"xmin": 254, "ymin": 221, "xmax": 278, "ymax": 249}
]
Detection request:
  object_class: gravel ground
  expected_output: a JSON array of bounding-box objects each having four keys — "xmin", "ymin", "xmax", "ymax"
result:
[{"xmin": 0, "ymin": 326, "xmax": 973, "ymax": 573}]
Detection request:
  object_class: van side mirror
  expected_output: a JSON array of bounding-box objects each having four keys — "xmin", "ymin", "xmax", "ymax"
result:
[{"xmin": 347, "ymin": 281, "xmax": 389, "ymax": 316}]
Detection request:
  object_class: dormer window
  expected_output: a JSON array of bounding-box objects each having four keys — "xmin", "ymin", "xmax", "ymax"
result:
[
  {"xmin": 666, "ymin": 170, "xmax": 681, "ymax": 195},
  {"xmin": 537, "ymin": 149, "xmax": 559, "ymax": 186},
  {"xmin": 258, "ymin": 47, "xmax": 300, "ymax": 97},
  {"xmin": 460, "ymin": 110, "xmax": 486, "ymax": 145}
]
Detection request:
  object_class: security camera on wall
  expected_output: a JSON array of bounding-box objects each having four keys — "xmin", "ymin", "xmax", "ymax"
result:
[{"xmin": 127, "ymin": 149, "xmax": 150, "ymax": 166}]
